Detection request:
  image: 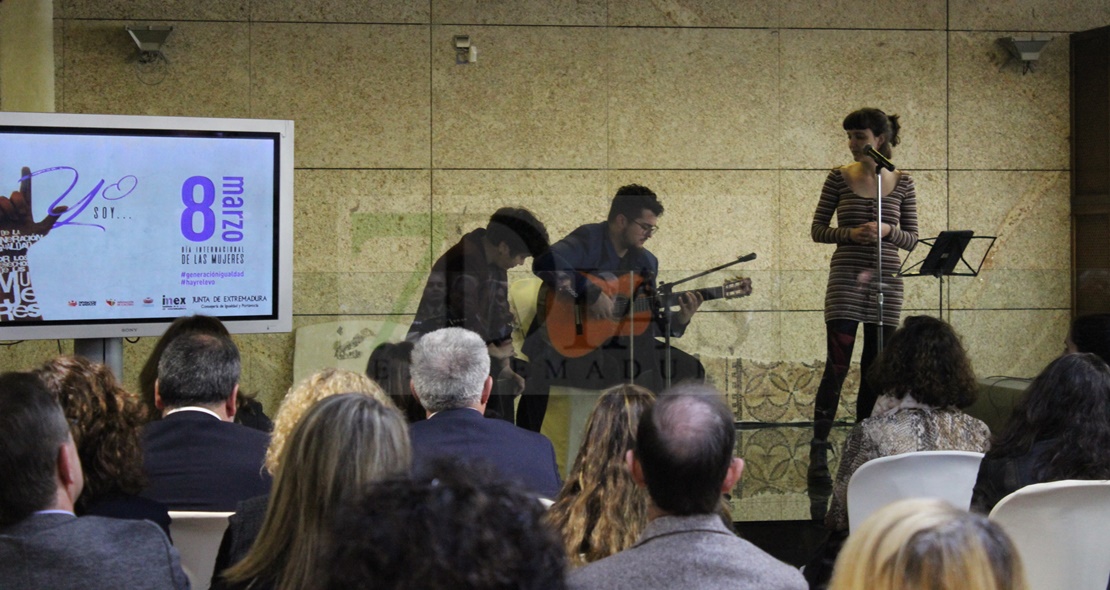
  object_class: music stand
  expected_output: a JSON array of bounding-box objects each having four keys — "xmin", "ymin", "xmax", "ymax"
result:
[{"xmin": 899, "ymin": 230, "xmax": 996, "ymax": 319}]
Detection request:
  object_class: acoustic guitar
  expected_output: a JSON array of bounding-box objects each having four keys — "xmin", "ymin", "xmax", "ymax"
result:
[{"xmin": 541, "ymin": 273, "xmax": 752, "ymax": 358}]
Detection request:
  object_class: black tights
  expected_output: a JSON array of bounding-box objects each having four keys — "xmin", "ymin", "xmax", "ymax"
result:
[{"xmin": 812, "ymin": 319, "xmax": 895, "ymax": 441}]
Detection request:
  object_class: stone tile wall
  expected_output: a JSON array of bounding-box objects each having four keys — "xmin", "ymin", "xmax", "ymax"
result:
[{"xmin": 0, "ymin": 0, "xmax": 1098, "ymax": 421}]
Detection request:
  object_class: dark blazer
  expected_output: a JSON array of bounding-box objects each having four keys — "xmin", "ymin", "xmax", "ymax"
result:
[
  {"xmin": 210, "ymin": 494, "xmax": 270, "ymax": 590},
  {"xmin": 409, "ymin": 407, "xmax": 562, "ymax": 498},
  {"xmin": 80, "ymin": 491, "xmax": 172, "ymax": 538},
  {"xmin": 568, "ymin": 514, "xmax": 806, "ymax": 590},
  {"xmin": 0, "ymin": 512, "xmax": 189, "ymax": 589},
  {"xmin": 141, "ymin": 409, "xmax": 272, "ymax": 511}
]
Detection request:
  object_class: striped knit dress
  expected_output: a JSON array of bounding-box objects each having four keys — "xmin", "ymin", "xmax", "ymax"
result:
[{"xmin": 811, "ymin": 168, "xmax": 918, "ymax": 326}]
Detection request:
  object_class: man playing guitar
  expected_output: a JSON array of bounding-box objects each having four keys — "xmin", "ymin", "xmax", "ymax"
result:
[{"xmin": 519, "ymin": 184, "xmax": 715, "ymax": 432}]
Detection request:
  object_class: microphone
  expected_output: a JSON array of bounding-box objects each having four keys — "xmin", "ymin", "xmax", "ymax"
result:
[{"xmin": 863, "ymin": 145, "xmax": 896, "ymax": 171}]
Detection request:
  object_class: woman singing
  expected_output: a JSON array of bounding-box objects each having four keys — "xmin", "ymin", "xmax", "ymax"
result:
[{"xmin": 808, "ymin": 108, "xmax": 918, "ymax": 515}]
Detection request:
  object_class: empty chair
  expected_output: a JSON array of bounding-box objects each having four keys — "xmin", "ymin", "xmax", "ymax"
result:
[
  {"xmin": 847, "ymin": 450, "xmax": 984, "ymax": 533},
  {"xmin": 168, "ymin": 511, "xmax": 233, "ymax": 590},
  {"xmin": 989, "ymin": 480, "xmax": 1110, "ymax": 590}
]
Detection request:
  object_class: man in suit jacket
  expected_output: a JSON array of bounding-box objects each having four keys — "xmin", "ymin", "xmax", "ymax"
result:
[
  {"xmin": 141, "ymin": 332, "xmax": 271, "ymax": 511},
  {"xmin": 0, "ymin": 372, "xmax": 189, "ymax": 589},
  {"xmin": 568, "ymin": 385, "xmax": 806, "ymax": 590},
  {"xmin": 408, "ymin": 327, "xmax": 562, "ymax": 499}
]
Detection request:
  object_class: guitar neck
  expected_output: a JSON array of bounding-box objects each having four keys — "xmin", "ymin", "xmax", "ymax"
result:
[{"xmin": 627, "ymin": 286, "xmax": 726, "ymax": 314}]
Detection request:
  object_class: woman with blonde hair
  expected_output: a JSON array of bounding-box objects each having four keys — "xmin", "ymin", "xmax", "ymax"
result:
[
  {"xmin": 546, "ymin": 383, "xmax": 655, "ymax": 567},
  {"xmin": 264, "ymin": 367, "xmax": 392, "ymax": 475},
  {"xmin": 829, "ymin": 498, "xmax": 1026, "ymax": 590},
  {"xmin": 212, "ymin": 394, "xmax": 411, "ymax": 590}
]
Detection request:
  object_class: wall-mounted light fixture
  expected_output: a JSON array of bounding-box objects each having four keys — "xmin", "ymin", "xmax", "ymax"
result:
[
  {"xmin": 997, "ymin": 36, "xmax": 1052, "ymax": 74},
  {"xmin": 126, "ymin": 25, "xmax": 173, "ymax": 64},
  {"xmin": 454, "ymin": 35, "xmax": 476, "ymax": 65}
]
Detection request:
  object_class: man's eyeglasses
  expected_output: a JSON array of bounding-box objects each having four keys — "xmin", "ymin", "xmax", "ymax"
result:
[{"xmin": 633, "ymin": 220, "xmax": 659, "ymax": 235}]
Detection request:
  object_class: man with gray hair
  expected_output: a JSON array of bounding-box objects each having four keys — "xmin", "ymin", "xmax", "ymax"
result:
[
  {"xmin": 569, "ymin": 384, "xmax": 806, "ymax": 590},
  {"xmin": 141, "ymin": 331, "xmax": 271, "ymax": 511},
  {"xmin": 408, "ymin": 327, "xmax": 561, "ymax": 498}
]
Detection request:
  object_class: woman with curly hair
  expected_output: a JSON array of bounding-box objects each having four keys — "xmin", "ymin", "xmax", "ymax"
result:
[
  {"xmin": 546, "ymin": 384, "xmax": 655, "ymax": 567},
  {"xmin": 971, "ymin": 353, "xmax": 1110, "ymax": 513},
  {"xmin": 33, "ymin": 355, "xmax": 171, "ymax": 536},
  {"xmin": 824, "ymin": 315, "xmax": 990, "ymax": 532}
]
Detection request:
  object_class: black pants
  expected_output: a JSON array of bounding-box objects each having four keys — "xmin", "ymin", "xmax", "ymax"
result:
[
  {"xmin": 812, "ymin": 319, "xmax": 895, "ymax": 441},
  {"xmin": 516, "ymin": 333, "xmax": 705, "ymax": 432}
]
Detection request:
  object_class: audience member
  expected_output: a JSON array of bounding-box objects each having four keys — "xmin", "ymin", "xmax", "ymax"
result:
[
  {"xmin": 824, "ymin": 315, "xmax": 991, "ymax": 532},
  {"xmin": 139, "ymin": 313, "xmax": 273, "ymax": 432},
  {"xmin": 367, "ymin": 340, "xmax": 424, "ymax": 423},
  {"xmin": 0, "ymin": 372, "xmax": 189, "ymax": 589},
  {"xmin": 141, "ymin": 332, "xmax": 272, "ymax": 511},
  {"xmin": 408, "ymin": 327, "xmax": 562, "ymax": 498},
  {"xmin": 33, "ymin": 355, "xmax": 170, "ymax": 536},
  {"xmin": 264, "ymin": 367, "xmax": 391, "ymax": 475},
  {"xmin": 1067, "ymin": 312, "xmax": 1110, "ymax": 363},
  {"xmin": 213, "ymin": 393, "xmax": 410, "ymax": 590},
  {"xmin": 568, "ymin": 384, "xmax": 806, "ymax": 590},
  {"xmin": 547, "ymin": 383, "xmax": 655, "ymax": 567},
  {"xmin": 321, "ymin": 460, "xmax": 567, "ymax": 590},
  {"xmin": 971, "ymin": 353, "xmax": 1110, "ymax": 513},
  {"xmin": 828, "ymin": 498, "xmax": 1026, "ymax": 590}
]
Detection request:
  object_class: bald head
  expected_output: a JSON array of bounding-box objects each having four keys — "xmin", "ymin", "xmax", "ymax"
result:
[{"xmin": 635, "ymin": 384, "xmax": 736, "ymax": 515}]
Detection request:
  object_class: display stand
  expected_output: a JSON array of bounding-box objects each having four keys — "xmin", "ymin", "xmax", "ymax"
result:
[{"xmin": 898, "ymin": 230, "xmax": 996, "ymax": 319}]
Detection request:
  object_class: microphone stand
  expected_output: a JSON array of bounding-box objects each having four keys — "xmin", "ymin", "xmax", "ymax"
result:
[
  {"xmin": 863, "ymin": 146, "xmax": 896, "ymax": 355},
  {"xmin": 656, "ymin": 252, "xmax": 756, "ymax": 390},
  {"xmin": 874, "ymin": 163, "xmax": 885, "ymax": 354}
]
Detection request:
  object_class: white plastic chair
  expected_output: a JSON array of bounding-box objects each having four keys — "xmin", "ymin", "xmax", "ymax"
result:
[
  {"xmin": 167, "ymin": 510, "xmax": 233, "ymax": 590},
  {"xmin": 989, "ymin": 480, "xmax": 1110, "ymax": 590},
  {"xmin": 847, "ymin": 450, "xmax": 984, "ymax": 533}
]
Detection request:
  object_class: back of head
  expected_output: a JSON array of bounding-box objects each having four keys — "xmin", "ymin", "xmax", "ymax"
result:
[
  {"xmin": 410, "ymin": 328, "xmax": 490, "ymax": 413},
  {"xmin": 223, "ymin": 393, "xmax": 411, "ymax": 590},
  {"xmin": 548, "ymin": 384, "xmax": 655, "ymax": 566},
  {"xmin": 486, "ymin": 207, "xmax": 550, "ymax": 258},
  {"xmin": 323, "ymin": 460, "xmax": 567, "ymax": 590},
  {"xmin": 869, "ymin": 315, "xmax": 977, "ymax": 408},
  {"xmin": 266, "ymin": 367, "xmax": 389, "ymax": 474},
  {"xmin": 139, "ymin": 314, "xmax": 230, "ymax": 412},
  {"xmin": 607, "ymin": 184, "xmax": 664, "ymax": 223},
  {"xmin": 829, "ymin": 499, "xmax": 1026, "ymax": 590},
  {"xmin": 842, "ymin": 107, "xmax": 901, "ymax": 158},
  {"xmin": 33, "ymin": 355, "xmax": 147, "ymax": 507},
  {"xmin": 989, "ymin": 353, "xmax": 1110, "ymax": 480},
  {"xmin": 0, "ymin": 372, "xmax": 71, "ymax": 525},
  {"xmin": 156, "ymin": 332, "xmax": 240, "ymax": 408},
  {"xmin": 1070, "ymin": 313, "xmax": 1110, "ymax": 364},
  {"xmin": 366, "ymin": 341, "xmax": 423, "ymax": 423},
  {"xmin": 635, "ymin": 384, "xmax": 735, "ymax": 515}
]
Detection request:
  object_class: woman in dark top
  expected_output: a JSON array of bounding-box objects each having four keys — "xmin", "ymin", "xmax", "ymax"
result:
[
  {"xmin": 971, "ymin": 353, "xmax": 1110, "ymax": 513},
  {"xmin": 34, "ymin": 355, "xmax": 171, "ymax": 537}
]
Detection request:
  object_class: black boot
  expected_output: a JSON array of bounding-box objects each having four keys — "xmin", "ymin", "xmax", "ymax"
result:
[{"xmin": 807, "ymin": 438, "xmax": 833, "ymax": 522}]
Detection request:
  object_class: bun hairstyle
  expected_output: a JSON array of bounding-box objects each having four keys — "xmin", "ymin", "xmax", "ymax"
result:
[{"xmin": 843, "ymin": 108, "xmax": 901, "ymax": 158}]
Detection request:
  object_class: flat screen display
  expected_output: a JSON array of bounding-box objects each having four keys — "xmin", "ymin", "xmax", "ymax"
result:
[{"xmin": 0, "ymin": 112, "xmax": 293, "ymax": 340}]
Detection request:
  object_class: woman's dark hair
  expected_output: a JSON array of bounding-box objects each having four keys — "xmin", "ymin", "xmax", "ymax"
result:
[
  {"xmin": 367, "ymin": 341, "xmax": 423, "ymax": 423},
  {"xmin": 1070, "ymin": 313, "xmax": 1110, "ymax": 365},
  {"xmin": 987, "ymin": 353, "xmax": 1110, "ymax": 481},
  {"xmin": 843, "ymin": 108, "xmax": 901, "ymax": 158},
  {"xmin": 868, "ymin": 315, "xmax": 977, "ymax": 408}
]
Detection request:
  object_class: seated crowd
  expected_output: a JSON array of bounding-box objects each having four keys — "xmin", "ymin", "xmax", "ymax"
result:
[{"xmin": 2, "ymin": 313, "xmax": 1109, "ymax": 589}]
